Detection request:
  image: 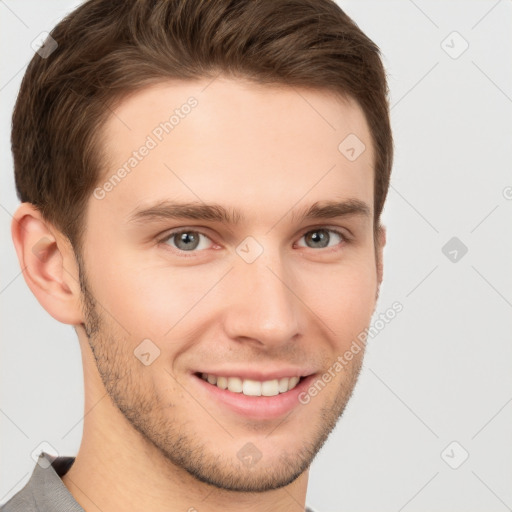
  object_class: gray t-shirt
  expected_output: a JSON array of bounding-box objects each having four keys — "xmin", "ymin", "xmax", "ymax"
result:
[{"xmin": 1, "ymin": 452, "xmax": 318, "ymax": 512}]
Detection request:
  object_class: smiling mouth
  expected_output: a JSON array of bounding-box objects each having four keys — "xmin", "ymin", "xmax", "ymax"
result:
[{"xmin": 194, "ymin": 372, "xmax": 306, "ymax": 397}]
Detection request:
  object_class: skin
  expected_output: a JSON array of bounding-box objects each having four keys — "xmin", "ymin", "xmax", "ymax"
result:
[{"xmin": 12, "ymin": 77, "xmax": 385, "ymax": 512}]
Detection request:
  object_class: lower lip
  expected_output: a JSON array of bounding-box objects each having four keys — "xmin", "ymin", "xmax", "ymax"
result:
[{"xmin": 191, "ymin": 373, "xmax": 316, "ymax": 420}]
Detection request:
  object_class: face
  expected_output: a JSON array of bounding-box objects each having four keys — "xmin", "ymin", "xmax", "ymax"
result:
[{"xmin": 77, "ymin": 77, "xmax": 382, "ymax": 492}]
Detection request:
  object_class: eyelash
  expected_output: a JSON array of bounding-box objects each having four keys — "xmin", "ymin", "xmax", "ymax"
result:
[{"xmin": 156, "ymin": 226, "xmax": 351, "ymax": 257}]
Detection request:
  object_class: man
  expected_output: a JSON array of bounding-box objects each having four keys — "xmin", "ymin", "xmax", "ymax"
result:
[{"xmin": 2, "ymin": 0, "xmax": 392, "ymax": 511}]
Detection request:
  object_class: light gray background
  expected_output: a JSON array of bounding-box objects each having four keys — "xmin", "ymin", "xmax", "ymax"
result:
[{"xmin": 1, "ymin": 1, "xmax": 511, "ymax": 511}]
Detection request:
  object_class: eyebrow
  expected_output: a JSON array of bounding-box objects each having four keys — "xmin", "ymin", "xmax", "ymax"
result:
[{"xmin": 127, "ymin": 198, "xmax": 371, "ymax": 225}]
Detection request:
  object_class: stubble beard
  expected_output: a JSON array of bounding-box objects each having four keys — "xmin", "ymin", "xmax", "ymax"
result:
[{"xmin": 76, "ymin": 258, "xmax": 365, "ymax": 493}]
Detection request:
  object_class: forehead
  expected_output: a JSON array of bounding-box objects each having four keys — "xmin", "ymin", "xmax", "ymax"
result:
[{"xmin": 94, "ymin": 77, "xmax": 374, "ymax": 224}]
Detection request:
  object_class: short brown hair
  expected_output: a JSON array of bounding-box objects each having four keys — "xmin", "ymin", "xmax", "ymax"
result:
[{"xmin": 12, "ymin": 0, "xmax": 393, "ymax": 256}]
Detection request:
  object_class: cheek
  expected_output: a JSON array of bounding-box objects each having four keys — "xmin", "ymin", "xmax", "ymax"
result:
[
  {"xmin": 302, "ymin": 258, "xmax": 377, "ymax": 341},
  {"xmin": 82, "ymin": 247, "xmax": 162, "ymax": 338},
  {"xmin": 87, "ymin": 234, "xmax": 377, "ymax": 344},
  {"xmin": 90, "ymin": 256, "xmax": 217, "ymax": 340}
]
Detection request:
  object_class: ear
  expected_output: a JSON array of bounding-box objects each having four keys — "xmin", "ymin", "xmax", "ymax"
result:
[
  {"xmin": 11, "ymin": 202, "xmax": 84, "ymax": 325},
  {"xmin": 376, "ymin": 224, "xmax": 386, "ymax": 287}
]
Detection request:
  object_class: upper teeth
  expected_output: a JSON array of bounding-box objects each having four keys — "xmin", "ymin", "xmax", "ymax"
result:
[{"xmin": 200, "ymin": 373, "xmax": 301, "ymax": 396}]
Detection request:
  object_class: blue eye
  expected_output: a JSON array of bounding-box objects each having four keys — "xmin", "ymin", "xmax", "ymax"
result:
[
  {"xmin": 297, "ymin": 228, "xmax": 345, "ymax": 249},
  {"xmin": 161, "ymin": 230, "xmax": 213, "ymax": 252},
  {"xmin": 158, "ymin": 227, "xmax": 348, "ymax": 256}
]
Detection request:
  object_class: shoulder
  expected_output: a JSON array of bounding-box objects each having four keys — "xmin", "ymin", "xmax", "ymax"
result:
[
  {"xmin": 0, "ymin": 484, "xmax": 37, "ymax": 512},
  {"xmin": 0, "ymin": 452, "xmax": 78, "ymax": 512}
]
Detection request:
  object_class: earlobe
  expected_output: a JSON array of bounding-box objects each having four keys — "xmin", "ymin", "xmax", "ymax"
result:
[{"xmin": 11, "ymin": 202, "xmax": 84, "ymax": 325}]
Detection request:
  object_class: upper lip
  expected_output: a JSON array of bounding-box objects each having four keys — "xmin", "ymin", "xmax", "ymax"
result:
[{"xmin": 193, "ymin": 368, "xmax": 316, "ymax": 381}]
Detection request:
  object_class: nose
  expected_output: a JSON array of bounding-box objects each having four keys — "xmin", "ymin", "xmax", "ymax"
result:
[{"xmin": 222, "ymin": 249, "xmax": 302, "ymax": 348}]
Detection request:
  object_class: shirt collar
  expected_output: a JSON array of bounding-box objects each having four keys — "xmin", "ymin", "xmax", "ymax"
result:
[{"xmin": 26, "ymin": 451, "xmax": 84, "ymax": 511}]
